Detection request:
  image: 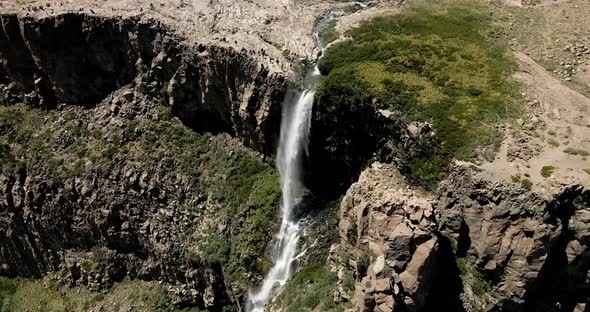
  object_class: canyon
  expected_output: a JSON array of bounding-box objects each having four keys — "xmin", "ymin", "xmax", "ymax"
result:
[{"xmin": 0, "ymin": 0, "xmax": 589, "ymax": 311}]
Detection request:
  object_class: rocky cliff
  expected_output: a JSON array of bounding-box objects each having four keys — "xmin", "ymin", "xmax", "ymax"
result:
[
  {"xmin": 0, "ymin": 13, "xmax": 285, "ymax": 155},
  {"xmin": 0, "ymin": 12, "xmax": 289, "ymax": 311},
  {"xmin": 330, "ymin": 163, "xmax": 589, "ymax": 312},
  {"xmin": 437, "ymin": 167, "xmax": 590, "ymax": 312}
]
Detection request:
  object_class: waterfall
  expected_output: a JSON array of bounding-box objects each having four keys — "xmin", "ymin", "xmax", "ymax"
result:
[
  {"xmin": 246, "ymin": 89, "xmax": 315, "ymax": 312},
  {"xmin": 245, "ymin": 3, "xmax": 368, "ymax": 308}
]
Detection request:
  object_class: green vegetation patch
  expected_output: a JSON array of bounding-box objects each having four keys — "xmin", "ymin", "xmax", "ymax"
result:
[
  {"xmin": 583, "ymin": 169, "xmax": 590, "ymax": 175},
  {"xmin": 455, "ymin": 257, "xmax": 491, "ymax": 298},
  {"xmin": 317, "ymin": 1, "xmax": 520, "ymax": 182},
  {"xmin": 0, "ymin": 277, "xmax": 195, "ymax": 312},
  {"xmin": 563, "ymin": 147, "xmax": 590, "ymax": 156},
  {"xmin": 0, "ymin": 103, "xmax": 280, "ymax": 292},
  {"xmin": 272, "ymin": 263, "xmax": 349, "ymax": 312},
  {"xmin": 548, "ymin": 138, "xmax": 560, "ymax": 147},
  {"xmin": 319, "ymin": 20, "xmax": 340, "ymax": 45},
  {"xmin": 541, "ymin": 165, "xmax": 557, "ymax": 178},
  {"xmin": 521, "ymin": 178, "xmax": 532, "ymax": 189}
]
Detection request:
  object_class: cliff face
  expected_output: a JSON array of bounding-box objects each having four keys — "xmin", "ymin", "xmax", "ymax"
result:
[
  {"xmin": 0, "ymin": 12, "xmax": 288, "ymax": 310},
  {"xmin": 0, "ymin": 91, "xmax": 283, "ymax": 310},
  {"xmin": 330, "ymin": 163, "xmax": 461, "ymax": 312},
  {"xmin": 0, "ymin": 13, "xmax": 285, "ymax": 155},
  {"xmin": 437, "ymin": 168, "xmax": 590, "ymax": 311},
  {"xmin": 331, "ymin": 163, "xmax": 589, "ymax": 312}
]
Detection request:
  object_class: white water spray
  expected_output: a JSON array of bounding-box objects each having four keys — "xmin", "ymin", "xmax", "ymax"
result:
[{"xmin": 246, "ymin": 89, "xmax": 315, "ymax": 312}]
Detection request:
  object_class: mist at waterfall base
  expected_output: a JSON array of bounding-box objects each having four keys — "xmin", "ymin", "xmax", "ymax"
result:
[{"xmin": 245, "ymin": 87, "xmax": 315, "ymax": 312}]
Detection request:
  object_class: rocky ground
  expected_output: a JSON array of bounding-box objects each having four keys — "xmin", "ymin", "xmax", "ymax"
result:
[
  {"xmin": 0, "ymin": 0, "xmax": 336, "ymax": 75},
  {"xmin": 475, "ymin": 0, "xmax": 590, "ymax": 195}
]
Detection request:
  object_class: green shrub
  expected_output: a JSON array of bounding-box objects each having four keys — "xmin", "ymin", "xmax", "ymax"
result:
[
  {"xmin": 455, "ymin": 257, "xmax": 491, "ymax": 299},
  {"xmin": 564, "ymin": 147, "xmax": 589, "ymax": 156},
  {"xmin": 274, "ymin": 263, "xmax": 348, "ymax": 312},
  {"xmin": 408, "ymin": 154, "xmax": 448, "ymax": 183},
  {"xmin": 319, "ymin": 20, "xmax": 340, "ymax": 45},
  {"xmin": 100, "ymin": 144, "xmax": 118, "ymax": 159},
  {"xmin": 341, "ymin": 268, "xmax": 356, "ymax": 292},
  {"xmin": 472, "ymin": 271, "xmax": 491, "ymax": 296},
  {"xmin": 198, "ymin": 235, "xmax": 229, "ymax": 264},
  {"xmin": 564, "ymin": 147, "xmax": 579, "ymax": 155},
  {"xmin": 125, "ymin": 119, "xmax": 139, "ymax": 141},
  {"xmin": 456, "ymin": 257, "xmax": 469, "ymax": 276},
  {"xmin": 316, "ymin": 1, "xmax": 520, "ymax": 183},
  {"xmin": 448, "ymin": 235, "xmax": 458, "ymax": 253},
  {"xmin": 583, "ymin": 169, "xmax": 590, "ymax": 175},
  {"xmin": 521, "ymin": 178, "xmax": 533, "ymax": 189},
  {"xmin": 548, "ymin": 138, "xmax": 560, "ymax": 147},
  {"xmin": 541, "ymin": 166, "xmax": 557, "ymax": 178}
]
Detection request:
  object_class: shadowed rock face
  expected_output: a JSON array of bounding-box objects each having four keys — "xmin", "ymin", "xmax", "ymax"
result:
[
  {"xmin": 331, "ymin": 163, "xmax": 589, "ymax": 312},
  {"xmin": 0, "ymin": 12, "xmax": 289, "ymax": 310},
  {"xmin": 436, "ymin": 167, "xmax": 590, "ymax": 312},
  {"xmin": 308, "ymin": 98, "xmax": 432, "ymax": 198},
  {"xmin": 0, "ymin": 13, "xmax": 285, "ymax": 155}
]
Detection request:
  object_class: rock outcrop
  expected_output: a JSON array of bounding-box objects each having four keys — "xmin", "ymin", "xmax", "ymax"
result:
[
  {"xmin": 437, "ymin": 166, "xmax": 590, "ymax": 312},
  {"xmin": 331, "ymin": 162, "xmax": 460, "ymax": 312},
  {"xmin": 331, "ymin": 163, "xmax": 590, "ymax": 312},
  {"xmin": 0, "ymin": 13, "xmax": 285, "ymax": 155}
]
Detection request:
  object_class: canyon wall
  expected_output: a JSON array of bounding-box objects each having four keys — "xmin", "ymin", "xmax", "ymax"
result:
[
  {"xmin": 0, "ymin": 13, "xmax": 288, "ymax": 310},
  {"xmin": 0, "ymin": 13, "xmax": 285, "ymax": 155},
  {"xmin": 330, "ymin": 163, "xmax": 589, "ymax": 312}
]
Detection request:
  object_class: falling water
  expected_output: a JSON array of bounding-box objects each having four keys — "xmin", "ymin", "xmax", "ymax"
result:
[
  {"xmin": 246, "ymin": 4, "xmax": 369, "ymax": 310},
  {"xmin": 245, "ymin": 88, "xmax": 315, "ymax": 312}
]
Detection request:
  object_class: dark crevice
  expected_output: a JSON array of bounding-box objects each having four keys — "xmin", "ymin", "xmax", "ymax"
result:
[
  {"xmin": 456, "ymin": 219, "xmax": 471, "ymax": 258},
  {"xmin": 422, "ymin": 233, "xmax": 466, "ymax": 312},
  {"xmin": 522, "ymin": 186, "xmax": 590, "ymax": 312}
]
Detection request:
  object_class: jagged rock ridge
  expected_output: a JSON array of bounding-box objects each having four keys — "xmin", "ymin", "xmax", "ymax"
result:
[
  {"xmin": 0, "ymin": 12, "xmax": 285, "ymax": 155},
  {"xmin": 330, "ymin": 163, "xmax": 589, "ymax": 312}
]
